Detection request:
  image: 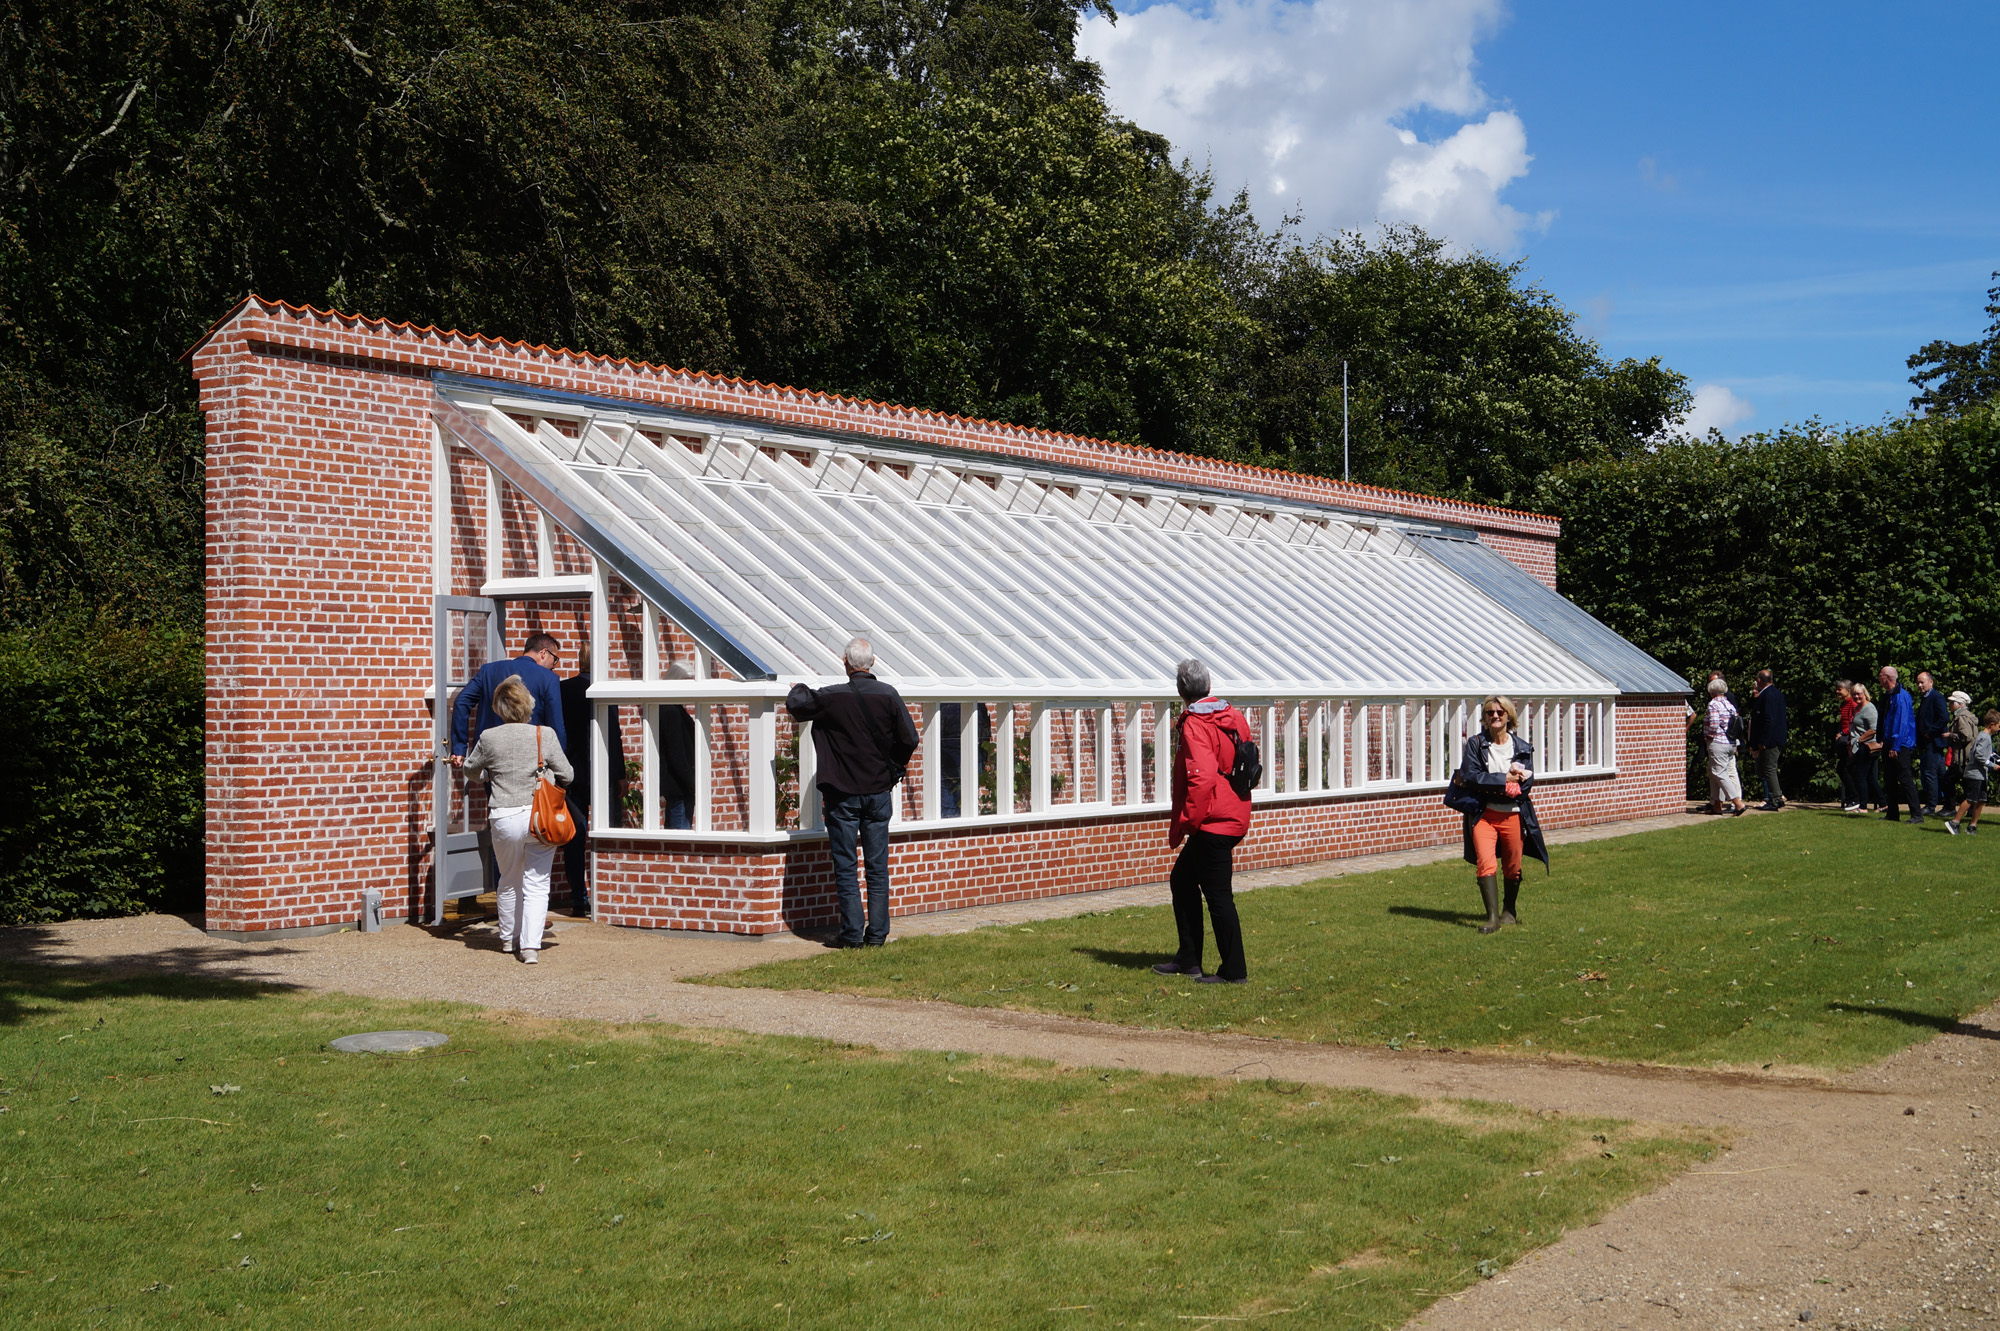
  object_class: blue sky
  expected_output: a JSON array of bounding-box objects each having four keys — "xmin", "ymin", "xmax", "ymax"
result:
[{"xmin": 1080, "ymin": 1, "xmax": 2000, "ymax": 437}]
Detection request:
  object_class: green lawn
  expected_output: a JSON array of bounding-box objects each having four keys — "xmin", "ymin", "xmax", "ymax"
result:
[
  {"xmin": 709, "ymin": 811, "xmax": 2000, "ymax": 1070},
  {"xmin": 0, "ymin": 969, "xmax": 1710, "ymax": 1328}
]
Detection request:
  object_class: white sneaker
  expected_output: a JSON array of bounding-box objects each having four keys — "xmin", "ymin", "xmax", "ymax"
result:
[
  {"xmin": 500, "ymin": 939, "xmax": 515, "ymax": 954},
  {"xmin": 520, "ymin": 949, "xmax": 539, "ymax": 964}
]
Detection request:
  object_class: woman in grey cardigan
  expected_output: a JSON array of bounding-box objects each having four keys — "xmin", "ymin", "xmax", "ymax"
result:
[{"xmin": 464, "ymin": 676, "xmax": 573, "ymax": 962}]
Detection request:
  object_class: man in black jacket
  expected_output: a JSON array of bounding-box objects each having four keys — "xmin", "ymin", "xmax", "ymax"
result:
[
  {"xmin": 1748, "ymin": 669, "xmax": 1789, "ymax": 810},
  {"xmin": 1915, "ymin": 671, "xmax": 1951, "ymax": 816},
  {"xmin": 786, "ymin": 637, "xmax": 918, "ymax": 948},
  {"xmin": 559, "ymin": 644, "xmax": 625, "ymax": 915}
]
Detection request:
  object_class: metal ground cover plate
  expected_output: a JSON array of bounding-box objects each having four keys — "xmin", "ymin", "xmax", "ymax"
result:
[{"xmin": 329, "ymin": 1030, "xmax": 451, "ymax": 1054}]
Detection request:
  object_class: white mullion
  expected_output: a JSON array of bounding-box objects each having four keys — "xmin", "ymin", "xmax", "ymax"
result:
[
  {"xmin": 1069, "ymin": 708, "xmax": 1082, "ymax": 805},
  {"xmin": 1096, "ymin": 704, "xmax": 1114, "ymax": 805},
  {"xmin": 960, "ymin": 700, "xmax": 981, "ymax": 819},
  {"xmin": 692, "ymin": 703, "xmax": 712, "ymax": 831},
  {"xmin": 1123, "ymin": 701, "xmax": 1144, "ymax": 806},
  {"xmin": 1284, "ymin": 701, "xmax": 1301, "ymax": 794},
  {"xmin": 747, "ymin": 699, "xmax": 777, "ymax": 835},
  {"xmin": 920, "ymin": 702, "xmax": 942, "ymax": 820},
  {"xmin": 535, "ymin": 509, "xmax": 553, "ymax": 578},
  {"xmin": 484, "ymin": 463, "xmax": 503, "ymax": 583},
  {"xmin": 997, "ymin": 702, "xmax": 1019, "ymax": 817},
  {"xmin": 1259, "ymin": 705, "xmax": 1276, "ymax": 793},
  {"xmin": 1350, "ymin": 702, "xmax": 1369, "ymax": 786},
  {"xmin": 590, "ymin": 562, "xmax": 610, "ymax": 844},
  {"xmin": 799, "ymin": 721, "xmax": 821, "ymax": 831},
  {"xmin": 1031, "ymin": 703, "xmax": 1053, "ymax": 812},
  {"xmin": 1306, "ymin": 701, "xmax": 1324, "ymax": 792},
  {"xmin": 1154, "ymin": 703, "xmax": 1174, "ymax": 805}
]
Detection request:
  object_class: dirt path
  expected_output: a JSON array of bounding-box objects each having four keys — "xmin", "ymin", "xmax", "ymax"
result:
[{"xmin": 3, "ymin": 809, "xmax": 1992, "ymax": 1330}]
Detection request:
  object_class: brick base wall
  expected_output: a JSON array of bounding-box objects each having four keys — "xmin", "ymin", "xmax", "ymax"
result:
[{"xmin": 589, "ymin": 698, "xmax": 1688, "ymax": 934}]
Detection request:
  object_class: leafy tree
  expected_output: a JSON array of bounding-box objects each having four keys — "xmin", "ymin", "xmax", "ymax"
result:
[
  {"xmin": 1539, "ymin": 403, "xmax": 2000, "ymax": 796},
  {"xmin": 1909, "ymin": 272, "xmax": 2000, "ymax": 416},
  {"xmin": 1233, "ymin": 226, "xmax": 1690, "ymax": 507}
]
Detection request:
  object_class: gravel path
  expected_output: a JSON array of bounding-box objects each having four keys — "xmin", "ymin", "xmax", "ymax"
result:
[{"xmin": 5, "ymin": 806, "xmax": 1991, "ymax": 1330}]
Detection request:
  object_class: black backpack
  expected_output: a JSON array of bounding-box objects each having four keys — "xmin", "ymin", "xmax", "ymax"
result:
[
  {"xmin": 1221, "ymin": 724, "xmax": 1264, "ymax": 798},
  {"xmin": 1725, "ymin": 701, "xmax": 1746, "ymax": 746},
  {"xmin": 1179, "ymin": 712, "xmax": 1263, "ymax": 799}
]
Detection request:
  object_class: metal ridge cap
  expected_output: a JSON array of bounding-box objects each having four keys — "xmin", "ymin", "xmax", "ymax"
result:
[{"xmin": 434, "ymin": 371, "xmax": 1484, "ymax": 542}]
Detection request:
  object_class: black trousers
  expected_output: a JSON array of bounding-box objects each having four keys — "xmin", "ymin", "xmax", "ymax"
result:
[
  {"xmin": 563, "ymin": 791, "xmax": 591, "ymax": 913},
  {"xmin": 1882, "ymin": 749, "xmax": 1920, "ymax": 819},
  {"xmin": 1171, "ymin": 830, "xmax": 1246, "ymax": 981}
]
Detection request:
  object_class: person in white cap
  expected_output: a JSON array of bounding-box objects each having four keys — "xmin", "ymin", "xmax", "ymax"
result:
[{"xmin": 1944, "ymin": 689, "xmax": 1980, "ymax": 813}]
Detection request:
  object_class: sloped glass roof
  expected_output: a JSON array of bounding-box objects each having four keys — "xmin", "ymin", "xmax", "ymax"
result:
[{"xmin": 431, "ymin": 375, "xmax": 1622, "ymax": 697}]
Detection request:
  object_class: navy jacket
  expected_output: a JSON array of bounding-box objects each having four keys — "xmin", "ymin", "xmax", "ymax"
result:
[
  {"xmin": 1447, "ymin": 732, "xmax": 1551, "ymax": 875},
  {"xmin": 451, "ymin": 655, "xmax": 567, "ymax": 757},
  {"xmin": 1916, "ymin": 687, "xmax": 1950, "ymax": 752},
  {"xmin": 786, "ymin": 672, "xmax": 919, "ymax": 796},
  {"xmin": 1748, "ymin": 685, "xmax": 1788, "ymax": 749},
  {"xmin": 558, "ymin": 673, "xmax": 626, "ymax": 805}
]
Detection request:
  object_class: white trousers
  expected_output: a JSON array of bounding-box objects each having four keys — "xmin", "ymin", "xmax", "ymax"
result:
[
  {"xmin": 490, "ymin": 806, "xmax": 553, "ymax": 951},
  {"xmin": 1707, "ymin": 739, "xmax": 1743, "ymax": 803}
]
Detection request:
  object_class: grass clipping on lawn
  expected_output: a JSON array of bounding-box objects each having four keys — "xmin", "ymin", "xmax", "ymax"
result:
[
  {"xmin": 0, "ymin": 971, "xmax": 1711, "ymax": 1328},
  {"xmin": 709, "ymin": 810, "xmax": 1998, "ymax": 1070}
]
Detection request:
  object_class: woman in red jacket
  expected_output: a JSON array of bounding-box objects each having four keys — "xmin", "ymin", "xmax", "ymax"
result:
[{"xmin": 1153, "ymin": 658, "xmax": 1253, "ymax": 984}]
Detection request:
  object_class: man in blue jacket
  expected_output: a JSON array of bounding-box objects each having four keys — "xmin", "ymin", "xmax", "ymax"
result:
[
  {"xmin": 1878, "ymin": 665, "xmax": 1922, "ymax": 825},
  {"xmin": 1748, "ymin": 670, "xmax": 1789, "ymax": 810},
  {"xmin": 1914, "ymin": 670, "xmax": 1951, "ymax": 816},
  {"xmin": 450, "ymin": 632, "xmax": 568, "ymax": 768}
]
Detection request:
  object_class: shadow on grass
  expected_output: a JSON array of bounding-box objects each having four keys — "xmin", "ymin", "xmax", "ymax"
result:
[
  {"xmin": 1074, "ymin": 947, "xmax": 1169, "ymax": 971},
  {"xmin": 1386, "ymin": 905, "xmax": 1484, "ymax": 929},
  {"xmin": 0, "ymin": 963, "xmax": 296, "ymax": 1027},
  {"xmin": 1826, "ymin": 1002, "xmax": 2000, "ymax": 1041}
]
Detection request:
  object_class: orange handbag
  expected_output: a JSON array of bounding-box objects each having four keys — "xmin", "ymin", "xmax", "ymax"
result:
[{"xmin": 529, "ymin": 726, "xmax": 577, "ymax": 847}]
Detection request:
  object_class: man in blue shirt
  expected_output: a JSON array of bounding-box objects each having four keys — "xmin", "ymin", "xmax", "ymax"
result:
[
  {"xmin": 451, "ymin": 632, "xmax": 568, "ymax": 768},
  {"xmin": 1877, "ymin": 665, "xmax": 1922, "ymax": 825}
]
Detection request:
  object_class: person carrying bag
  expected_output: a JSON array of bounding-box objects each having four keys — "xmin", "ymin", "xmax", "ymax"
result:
[{"xmin": 464, "ymin": 675, "xmax": 574, "ymax": 963}]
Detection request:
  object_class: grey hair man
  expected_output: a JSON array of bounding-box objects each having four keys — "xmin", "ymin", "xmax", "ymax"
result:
[{"xmin": 785, "ymin": 636, "xmax": 919, "ymax": 947}]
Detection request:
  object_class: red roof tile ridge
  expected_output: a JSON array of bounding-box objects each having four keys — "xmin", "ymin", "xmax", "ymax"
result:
[{"xmin": 211, "ymin": 295, "xmax": 1558, "ymax": 529}]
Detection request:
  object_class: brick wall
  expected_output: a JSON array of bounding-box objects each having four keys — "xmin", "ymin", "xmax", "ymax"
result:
[{"xmin": 190, "ymin": 298, "xmax": 1633, "ymax": 936}]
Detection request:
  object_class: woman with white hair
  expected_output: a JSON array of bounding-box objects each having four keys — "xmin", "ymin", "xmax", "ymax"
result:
[
  {"xmin": 1692, "ymin": 676, "xmax": 1747, "ymax": 816},
  {"xmin": 464, "ymin": 675, "xmax": 574, "ymax": 962},
  {"xmin": 1153, "ymin": 657, "xmax": 1254, "ymax": 983}
]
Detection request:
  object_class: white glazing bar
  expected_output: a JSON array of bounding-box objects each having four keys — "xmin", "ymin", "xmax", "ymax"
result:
[
  {"xmin": 1411, "ymin": 701, "xmax": 1426, "ymax": 783},
  {"xmin": 959, "ymin": 700, "xmax": 980, "ymax": 818},
  {"xmin": 799, "ymin": 720, "xmax": 821, "ymax": 831},
  {"xmin": 1565, "ymin": 699, "xmax": 1578, "ymax": 771},
  {"xmin": 920, "ymin": 702, "xmax": 942, "ymax": 821},
  {"xmin": 1431, "ymin": 699, "xmax": 1447, "ymax": 779},
  {"xmin": 1154, "ymin": 703, "xmax": 1174, "ymax": 805},
  {"xmin": 1123, "ymin": 702, "xmax": 1144, "ymax": 807},
  {"xmin": 484, "ymin": 464, "xmax": 503, "ymax": 583},
  {"xmin": 535, "ymin": 509, "xmax": 553, "ymax": 578},
  {"xmin": 996, "ymin": 702, "xmax": 1018, "ymax": 817},
  {"xmin": 1096, "ymin": 704, "xmax": 1114, "ymax": 804},
  {"xmin": 692, "ymin": 703, "xmax": 712, "ymax": 831},
  {"xmin": 747, "ymin": 699, "xmax": 777, "ymax": 835},
  {"xmin": 1606, "ymin": 700, "xmax": 1618, "ymax": 770},
  {"xmin": 1030, "ymin": 703, "xmax": 1052, "ymax": 813},
  {"xmin": 642, "ymin": 603, "xmax": 660, "ymax": 681},
  {"xmin": 1284, "ymin": 702, "xmax": 1301, "ymax": 793},
  {"xmin": 1392, "ymin": 703, "xmax": 1406, "ymax": 784}
]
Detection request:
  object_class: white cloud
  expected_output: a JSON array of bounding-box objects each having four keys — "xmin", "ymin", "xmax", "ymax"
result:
[
  {"xmin": 1676, "ymin": 383, "xmax": 1757, "ymax": 439},
  {"xmin": 1078, "ymin": 0, "xmax": 1545, "ymax": 251}
]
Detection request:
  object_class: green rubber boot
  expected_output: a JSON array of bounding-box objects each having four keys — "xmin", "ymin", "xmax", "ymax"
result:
[{"xmin": 1477, "ymin": 875, "xmax": 1502, "ymax": 934}]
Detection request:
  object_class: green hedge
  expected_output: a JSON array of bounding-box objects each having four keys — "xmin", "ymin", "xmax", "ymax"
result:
[
  {"xmin": 1539, "ymin": 403, "xmax": 2000, "ymax": 799},
  {"xmin": 0, "ymin": 622, "xmax": 204, "ymax": 924}
]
